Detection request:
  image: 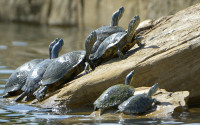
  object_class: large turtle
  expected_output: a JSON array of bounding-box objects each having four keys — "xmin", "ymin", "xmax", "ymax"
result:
[
  {"xmin": 33, "ymin": 50, "xmax": 89, "ymax": 101},
  {"xmin": 3, "ymin": 59, "xmax": 43, "ymax": 98},
  {"xmin": 89, "ymin": 15, "xmax": 144, "ymax": 67},
  {"xmin": 118, "ymin": 83, "xmax": 159, "ymax": 114},
  {"xmin": 85, "ymin": 7, "xmax": 125, "ymax": 64},
  {"xmin": 3, "ymin": 38, "xmax": 62, "ymax": 98},
  {"xmin": 94, "ymin": 70, "xmax": 135, "ymax": 115},
  {"xmin": 15, "ymin": 38, "xmax": 64, "ymax": 102}
]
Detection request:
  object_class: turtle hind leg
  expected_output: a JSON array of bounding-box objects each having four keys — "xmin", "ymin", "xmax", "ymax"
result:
[
  {"xmin": 2, "ymin": 93, "xmax": 10, "ymax": 98},
  {"xmin": 94, "ymin": 106, "xmax": 98, "ymax": 111},
  {"xmin": 24, "ymin": 94, "xmax": 36, "ymax": 102},
  {"xmin": 3, "ymin": 91, "xmax": 21, "ymax": 98},
  {"xmin": 15, "ymin": 92, "xmax": 27, "ymax": 102},
  {"xmin": 33, "ymin": 86, "xmax": 48, "ymax": 101},
  {"xmin": 99, "ymin": 108, "xmax": 105, "ymax": 116}
]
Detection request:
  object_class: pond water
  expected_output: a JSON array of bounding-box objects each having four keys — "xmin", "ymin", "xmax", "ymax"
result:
[{"xmin": 0, "ymin": 23, "xmax": 200, "ymax": 124}]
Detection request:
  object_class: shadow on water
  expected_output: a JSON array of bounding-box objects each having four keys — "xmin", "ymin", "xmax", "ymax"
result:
[{"xmin": 0, "ymin": 23, "xmax": 199, "ymax": 124}]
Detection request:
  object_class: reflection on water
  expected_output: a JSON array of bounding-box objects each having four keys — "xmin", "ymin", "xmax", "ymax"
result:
[
  {"xmin": 0, "ymin": 23, "xmax": 200, "ymax": 124},
  {"xmin": 0, "ymin": 23, "xmax": 91, "ymax": 68}
]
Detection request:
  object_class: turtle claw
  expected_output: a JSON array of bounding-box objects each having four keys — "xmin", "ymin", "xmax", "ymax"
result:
[
  {"xmin": 115, "ymin": 110, "xmax": 121, "ymax": 114},
  {"xmin": 135, "ymin": 36, "xmax": 145, "ymax": 47},
  {"xmin": 33, "ymin": 86, "xmax": 48, "ymax": 101}
]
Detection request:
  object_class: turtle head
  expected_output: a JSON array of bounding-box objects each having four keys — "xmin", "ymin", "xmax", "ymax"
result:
[
  {"xmin": 51, "ymin": 39, "xmax": 64, "ymax": 59},
  {"xmin": 111, "ymin": 6, "xmax": 125, "ymax": 26},
  {"xmin": 147, "ymin": 83, "xmax": 159, "ymax": 98},
  {"xmin": 85, "ymin": 31, "xmax": 97, "ymax": 61},
  {"xmin": 125, "ymin": 70, "xmax": 135, "ymax": 85},
  {"xmin": 127, "ymin": 15, "xmax": 140, "ymax": 42},
  {"xmin": 49, "ymin": 38, "xmax": 60, "ymax": 59}
]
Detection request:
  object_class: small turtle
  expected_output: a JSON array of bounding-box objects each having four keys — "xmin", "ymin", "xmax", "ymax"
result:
[
  {"xmin": 89, "ymin": 15, "xmax": 144, "ymax": 67},
  {"xmin": 33, "ymin": 50, "xmax": 89, "ymax": 101},
  {"xmin": 15, "ymin": 38, "xmax": 64, "ymax": 102},
  {"xmin": 118, "ymin": 83, "xmax": 159, "ymax": 114},
  {"xmin": 85, "ymin": 7, "xmax": 125, "ymax": 65},
  {"xmin": 94, "ymin": 70, "xmax": 135, "ymax": 115}
]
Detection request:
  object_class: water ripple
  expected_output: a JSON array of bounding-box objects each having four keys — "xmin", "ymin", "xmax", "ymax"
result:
[
  {"xmin": 12, "ymin": 41, "xmax": 28, "ymax": 46},
  {"xmin": 0, "ymin": 69, "xmax": 14, "ymax": 74}
]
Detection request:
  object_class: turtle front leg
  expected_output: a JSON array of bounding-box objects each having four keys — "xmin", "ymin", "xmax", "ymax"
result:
[
  {"xmin": 33, "ymin": 86, "xmax": 48, "ymax": 101},
  {"xmin": 153, "ymin": 98, "xmax": 161, "ymax": 105},
  {"xmin": 84, "ymin": 62, "xmax": 91, "ymax": 73},
  {"xmin": 135, "ymin": 36, "xmax": 145, "ymax": 47},
  {"xmin": 117, "ymin": 48, "xmax": 126, "ymax": 59}
]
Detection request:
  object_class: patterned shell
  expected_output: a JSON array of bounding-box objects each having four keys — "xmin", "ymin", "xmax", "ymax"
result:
[
  {"xmin": 4, "ymin": 59, "xmax": 43, "ymax": 94},
  {"xmin": 90, "ymin": 25, "xmax": 125, "ymax": 54},
  {"xmin": 94, "ymin": 84, "xmax": 135, "ymax": 109},
  {"xmin": 118, "ymin": 94, "xmax": 154, "ymax": 114},
  {"xmin": 90, "ymin": 32, "xmax": 127, "ymax": 61},
  {"xmin": 22, "ymin": 59, "xmax": 53, "ymax": 93},
  {"xmin": 39, "ymin": 51, "xmax": 86, "ymax": 86}
]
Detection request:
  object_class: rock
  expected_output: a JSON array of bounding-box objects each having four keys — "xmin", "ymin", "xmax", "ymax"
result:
[
  {"xmin": 0, "ymin": 0, "xmax": 199, "ymax": 27},
  {"xmin": 35, "ymin": 3, "xmax": 200, "ymax": 110}
]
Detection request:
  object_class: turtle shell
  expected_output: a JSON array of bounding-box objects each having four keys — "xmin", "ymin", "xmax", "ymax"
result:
[
  {"xmin": 94, "ymin": 84, "xmax": 134, "ymax": 110},
  {"xmin": 89, "ymin": 32, "xmax": 126, "ymax": 65},
  {"xmin": 3, "ymin": 59, "xmax": 44, "ymax": 96},
  {"xmin": 39, "ymin": 51, "xmax": 86, "ymax": 87},
  {"xmin": 22, "ymin": 59, "xmax": 53, "ymax": 94},
  {"xmin": 118, "ymin": 94, "xmax": 154, "ymax": 114},
  {"xmin": 90, "ymin": 30, "xmax": 138, "ymax": 66},
  {"xmin": 90, "ymin": 25, "xmax": 125, "ymax": 54}
]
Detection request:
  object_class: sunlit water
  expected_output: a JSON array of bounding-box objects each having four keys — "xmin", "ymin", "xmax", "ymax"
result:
[{"xmin": 0, "ymin": 23, "xmax": 200, "ymax": 124}]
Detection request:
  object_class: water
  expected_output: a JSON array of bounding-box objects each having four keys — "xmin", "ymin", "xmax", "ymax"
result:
[{"xmin": 0, "ymin": 23, "xmax": 200, "ymax": 124}]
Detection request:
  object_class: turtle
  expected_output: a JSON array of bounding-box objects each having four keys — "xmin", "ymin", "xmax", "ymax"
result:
[
  {"xmin": 89, "ymin": 15, "xmax": 144, "ymax": 67},
  {"xmin": 85, "ymin": 7, "xmax": 125, "ymax": 65},
  {"xmin": 93, "ymin": 70, "xmax": 135, "ymax": 115},
  {"xmin": 33, "ymin": 50, "xmax": 89, "ymax": 101},
  {"xmin": 118, "ymin": 83, "xmax": 159, "ymax": 114},
  {"xmin": 3, "ymin": 38, "xmax": 62, "ymax": 98},
  {"xmin": 3, "ymin": 59, "xmax": 44, "ymax": 98},
  {"xmin": 15, "ymin": 38, "xmax": 64, "ymax": 102}
]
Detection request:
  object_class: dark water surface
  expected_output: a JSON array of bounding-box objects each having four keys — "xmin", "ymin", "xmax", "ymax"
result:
[{"xmin": 0, "ymin": 23, "xmax": 200, "ymax": 124}]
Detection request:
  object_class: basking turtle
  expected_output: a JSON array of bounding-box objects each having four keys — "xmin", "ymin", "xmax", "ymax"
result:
[
  {"xmin": 33, "ymin": 50, "xmax": 88, "ymax": 101},
  {"xmin": 118, "ymin": 83, "xmax": 159, "ymax": 114},
  {"xmin": 3, "ymin": 38, "xmax": 62, "ymax": 98},
  {"xmin": 3, "ymin": 59, "xmax": 44, "ymax": 98},
  {"xmin": 89, "ymin": 15, "xmax": 144, "ymax": 67},
  {"xmin": 94, "ymin": 70, "xmax": 135, "ymax": 115},
  {"xmin": 15, "ymin": 38, "xmax": 64, "ymax": 102},
  {"xmin": 85, "ymin": 7, "xmax": 125, "ymax": 65}
]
